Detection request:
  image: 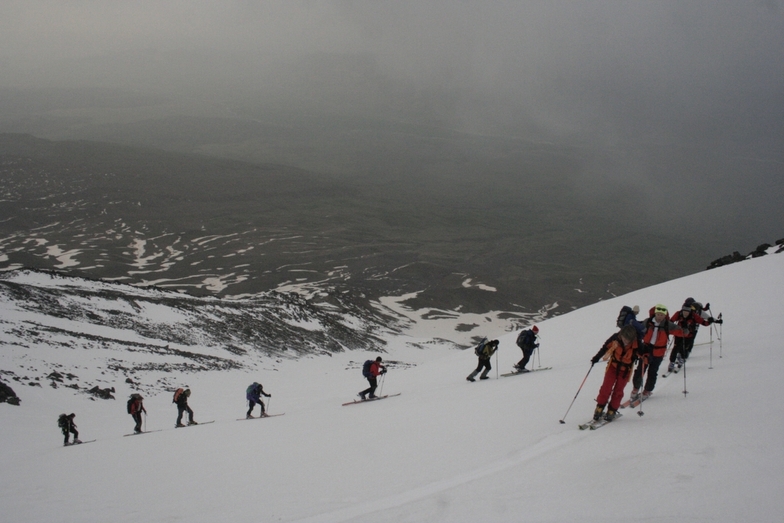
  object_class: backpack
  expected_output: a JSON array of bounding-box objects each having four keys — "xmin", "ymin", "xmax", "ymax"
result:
[
  {"xmin": 58, "ymin": 413, "xmax": 68, "ymax": 429},
  {"xmin": 474, "ymin": 338, "xmax": 488, "ymax": 357},
  {"xmin": 173, "ymin": 388, "xmax": 184, "ymax": 403},
  {"xmin": 246, "ymin": 383, "xmax": 262, "ymax": 400},
  {"xmin": 362, "ymin": 360, "xmax": 373, "ymax": 378},
  {"xmin": 516, "ymin": 330, "xmax": 535, "ymax": 349},
  {"xmin": 616, "ymin": 306, "xmax": 633, "ymax": 328},
  {"xmin": 608, "ymin": 334, "xmax": 636, "ymax": 368},
  {"xmin": 127, "ymin": 393, "xmax": 141, "ymax": 414}
]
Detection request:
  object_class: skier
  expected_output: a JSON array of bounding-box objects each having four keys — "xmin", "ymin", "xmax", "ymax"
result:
[
  {"xmin": 514, "ymin": 326, "xmax": 539, "ymax": 372},
  {"xmin": 631, "ymin": 304, "xmax": 683, "ymax": 399},
  {"xmin": 246, "ymin": 382, "xmax": 271, "ymax": 418},
  {"xmin": 668, "ymin": 299, "xmax": 713, "ymax": 371},
  {"xmin": 58, "ymin": 413, "xmax": 81, "ymax": 446},
  {"xmin": 359, "ymin": 356, "xmax": 387, "ymax": 400},
  {"xmin": 466, "ymin": 338, "xmax": 499, "ymax": 382},
  {"xmin": 590, "ymin": 325, "xmax": 639, "ymax": 421},
  {"xmin": 128, "ymin": 393, "xmax": 146, "ymax": 434},
  {"xmin": 173, "ymin": 388, "xmax": 197, "ymax": 427}
]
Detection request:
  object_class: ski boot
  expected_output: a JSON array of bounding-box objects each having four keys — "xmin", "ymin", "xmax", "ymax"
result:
[
  {"xmin": 604, "ymin": 409, "xmax": 617, "ymax": 421},
  {"xmin": 593, "ymin": 405, "xmax": 605, "ymax": 421},
  {"xmin": 188, "ymin": 420, "xmax": 198, "ymax": 426}
]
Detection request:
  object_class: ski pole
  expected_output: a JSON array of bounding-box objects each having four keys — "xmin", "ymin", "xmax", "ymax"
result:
[
  {"xmin": 536, "ymin": 342, "xmax": 542, "ymax": 370},
  {"xmin": 718, "ymin": 313, "xmax": 723, "ymax": 357},
  {"xmin": 559, "ymin": 364, "xmax": 594, "ymax": 424},
  {"xmin": 535, "ymin": 332, "xmax": 542, "ymax": 369},
  {"xmin": 637, "ymin": 358, "xmax": 647, "ymax": 417},
  {"xmin": 682, "ymin": 359, "xmax": 688, "ymax": 397},
  {"xmin": 379, "ymin": 372, "xmax": 386, "ymax": 396},
  {"xmin": 496, "ymin": 346, "xmax": 499, "ymax": 379}
]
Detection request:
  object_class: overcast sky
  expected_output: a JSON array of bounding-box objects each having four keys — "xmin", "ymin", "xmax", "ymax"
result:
[
  {"xmin": 1, "ymin": 1, "xmax": 782, "ymax": 244},
  {"xmin": 2, "ymin": 1, "xmax": 782, "ymax": 139}
]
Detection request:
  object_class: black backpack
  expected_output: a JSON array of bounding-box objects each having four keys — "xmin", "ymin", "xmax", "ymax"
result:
[
  {"xmin": 516, "ymin": 330, "xmax": 536, "ymax": 349},
  {"xmin": 362, "ymin": 360, "xmax": 373, "ymax": 378},
  {"xmin": 474, "ymin": 339, "xmax": 488, "ymax": 357},
  {"xmin": 57, "ymin": 413, "xmax": 68, "ymax": 429},
  {"xmin": 616, "ymin": 306, "xmax": 633, "ymax": 328},
  {"xmin": 127, "ymin": 393, "xmax": 141, "ymax": 414}
]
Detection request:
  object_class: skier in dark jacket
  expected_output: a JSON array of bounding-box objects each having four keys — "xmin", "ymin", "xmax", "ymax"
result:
[
  {"xmin": 466, "ymin": 339, "xmax": 499, "ymax": 381},
  {"xmin": 174, "ymin": 388, "xmax": 197, "ymax": 427},
  {"xmin": 128, "ymin": 394, "xmax": 146, "ymax": 434},
  {"xmin": 246, "ymin": 382, "xmax": 271, "ymax": 418},
  {"xmin": 359, "ymin": 357, "xmax": 387, "ymax": 400},
  {"xmin": 514, "ymin": 326, "xmax": 539, "ymax": 372},
  {"xmin": 668, "ymin": 299, "xmax": 714, "ymax": 371},
  {"xmin": 58, "ymin": 413, "xmax": 81, "ymax": 446}
]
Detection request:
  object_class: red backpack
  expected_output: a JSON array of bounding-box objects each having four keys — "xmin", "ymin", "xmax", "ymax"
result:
[{"xmin": 172, "ymin": 388, "xmax": 184, "ymax": 403}]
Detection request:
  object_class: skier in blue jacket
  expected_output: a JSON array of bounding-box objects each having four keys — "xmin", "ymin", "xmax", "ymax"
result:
[{"xmin": 246, "ymin": 382, "xmax": 271, "ymax": 419}]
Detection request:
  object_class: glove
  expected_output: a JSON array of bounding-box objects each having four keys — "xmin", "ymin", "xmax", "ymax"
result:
[
  {"xmin": 715, "ymin": 319, "xmax": 723, "ymax": 325},
  {"xmin": 590, "ymin": 355, "xmax": 600, "ymax": 365},
  {"xmin": 704, "ymin": 303, "xmax": 710, "ymax": 311},
  {"xmin": 534, "ymin": 343, "xmax": 540, "ymax": 348},
  {"xmin": 381, "ymin": 368, "xmax": 387, "ymax": 374}
]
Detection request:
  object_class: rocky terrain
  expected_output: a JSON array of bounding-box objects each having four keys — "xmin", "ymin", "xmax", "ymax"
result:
[{"xmin": 0, "ymin": 268, "xmax": 402, "ymax": 399}]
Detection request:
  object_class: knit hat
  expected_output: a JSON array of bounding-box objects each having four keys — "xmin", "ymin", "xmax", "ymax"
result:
[
  {"xmin": 632, "ymin": 305, "xmax": 640, "ymax": 314},
  {"xmin": 654, "ymin": 304, "xmax": 668, "ymax": 314},
  {"xmin": 532, "ymin": 325, "xmax": 539, "ymax": 333}
]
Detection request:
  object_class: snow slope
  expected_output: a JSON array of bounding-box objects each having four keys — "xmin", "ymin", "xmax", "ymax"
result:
[{"xmin": 1, "ymin": 252, "xmax": 783, "ymax": 523}]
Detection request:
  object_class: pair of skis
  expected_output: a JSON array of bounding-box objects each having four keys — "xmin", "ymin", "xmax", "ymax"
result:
[
  {"xmin": 123, "ymin": 421, "xmax": 215, "ymax": 437},
  {"xmin": 620, "ymin": 394, "xmax": 650, "ymax": 409},
  {"xmin": 64, "ymin": 439, "xmax": 96, "ymax": 446},
  {"xmin": 661, "ymin": 364, "xmax": 682, "ymax": 379},
  {"xmin": 342, "ymin": 393, "xmax": 401, "ymax": 406},
  {"xmin": 577, "ymin": 390, "xmax": 651, "ymax": 429},
  {"xmin": 578, "ymin": 413, "xmax": 623, "ymax": 430},
  {"xmin": 237, "ymin": 413, "xmax": 285, "ymax": 421},
  {"xmin": 500, "ymin": 367, "xmax": 552, "ymax": 377}
]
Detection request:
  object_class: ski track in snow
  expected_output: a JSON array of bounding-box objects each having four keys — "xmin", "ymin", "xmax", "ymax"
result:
[{"xmin": 292, "ymin": 430, "xmax": 578, "ymax": 523}]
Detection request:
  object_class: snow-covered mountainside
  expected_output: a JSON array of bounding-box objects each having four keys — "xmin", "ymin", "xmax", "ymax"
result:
[
  {"xmin": 0, "ymin": 268, "xmax": 405, "ymax": 398},
  {"xmin": 1, "ymin": 249, "xmax": 783, "ymax": 523}
]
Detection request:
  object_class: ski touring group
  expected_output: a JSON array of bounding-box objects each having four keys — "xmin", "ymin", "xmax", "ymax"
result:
[
  {"xmin": 53, "ymin": 297, "xmax": 722, "ymax": 445},
  {"xmin": 462, "ymin": 297, "xmax": 722, "ymax": 430},
  {"xmin": 578, "ymin": 298, "xmax": 722, "ymax": 429}
]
